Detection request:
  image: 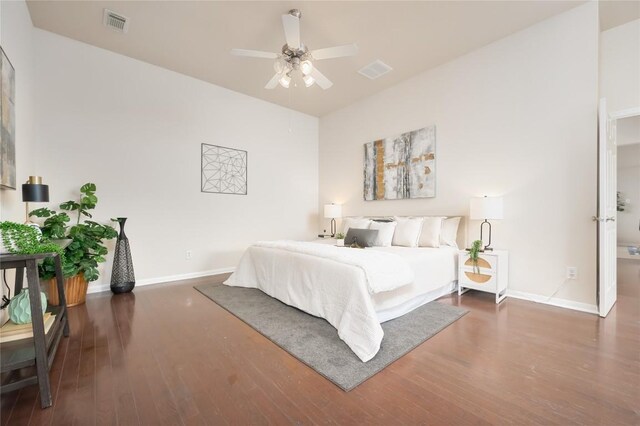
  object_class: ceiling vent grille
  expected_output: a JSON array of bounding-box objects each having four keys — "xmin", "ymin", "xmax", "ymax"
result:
[
  {"xmin": 103, "ymin": 9, "xmax": 129, "ymax": 33},
  {"xmin": 358, "ymin": 60, "xmax": 393, "ymax": 80}
]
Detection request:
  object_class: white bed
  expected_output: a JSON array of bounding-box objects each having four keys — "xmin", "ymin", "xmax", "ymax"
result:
[
  {"xmin": 224, "ymin": 240, "xmax": 459, "ymax": 362},
  {"xmin": 368, "ymin": 245, "xmax": 458, "ymax": 322}
]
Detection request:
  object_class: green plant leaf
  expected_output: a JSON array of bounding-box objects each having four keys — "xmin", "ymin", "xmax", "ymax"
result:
[
  {"xmin": 61, "ymin": 201, "xmax": 80, "ymax": 211},
  {"xmin": 80, "ymin": 183, "xmax": 97, "ymax": 194},
  {"xmin": 81, "ymin": 194, "xmax": 98, "ymax": 205},
  {"xmin": 29, "ymin": 207, "xmax": 54, "ymax": 218}
]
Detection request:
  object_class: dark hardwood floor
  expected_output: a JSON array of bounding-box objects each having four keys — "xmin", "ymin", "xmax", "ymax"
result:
[{"xmin": 2, "ymin": 260, "xmax": 639, "ymax": 425}]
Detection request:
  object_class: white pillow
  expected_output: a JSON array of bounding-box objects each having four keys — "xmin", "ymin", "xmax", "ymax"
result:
[
  {"xmin": 341, "ymin": 217, "xmax": 371, "ymax": 235},
  {"xmin": 369, "ymin": 221, "xmax": 397, "ymax": 247},
  {"xmin": 392, "ymin": 217, "xmax": 424, "ymax": 247},
  {"xmin": 418, "ymin": 217, "xmax": 444, "ymax": 248},
  {"xmin": 440, "ymin": 217, "xmax": 461, "ymax": 247}
]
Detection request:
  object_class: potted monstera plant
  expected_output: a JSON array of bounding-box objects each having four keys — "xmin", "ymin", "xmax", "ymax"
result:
[{"xmin": 30, "ymin": 183, "xmax": 117, "ymax": 306}]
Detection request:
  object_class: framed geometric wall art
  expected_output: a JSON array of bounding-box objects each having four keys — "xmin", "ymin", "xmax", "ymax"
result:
[
  {"xmin": 0, "ymin": 46, "xmax": 16, "ymax": 190},
  {"xmin": 201, "ymin": 143, "xmax": 247, "ymax": 195},
  {"xmin": 364, "ymin": 125, "xmax": 436, "ymax": 201}
]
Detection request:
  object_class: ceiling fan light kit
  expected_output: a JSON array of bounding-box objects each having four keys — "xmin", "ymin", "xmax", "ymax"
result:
[
  {"xmin": 231, "ymin": 9, "xmax": 358, "ymax": 90},
  {"xmin": 279, "ymin": 74, "xmax": 291, "ymax": 88},
  {"xmin": 303, "ymin": 75, "xmax": 315, "ymax": 87},
  {"xmin": 300, "ymin": 60, "xmax": 313, "ymax": 75}
]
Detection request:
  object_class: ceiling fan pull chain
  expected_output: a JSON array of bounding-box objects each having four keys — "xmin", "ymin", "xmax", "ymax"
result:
[{"xmin": 288, "ymin": 83, "xmax": 294, "ymax": 133}]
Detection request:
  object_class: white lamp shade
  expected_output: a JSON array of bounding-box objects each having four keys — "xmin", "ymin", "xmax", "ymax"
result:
[
  {"xmin": 470, "ymin": 196, "xmax": 503, "ymax": 220},
  {"xmin": 324, "ymin": 204, "xmax": 342, "ymax": 219}
]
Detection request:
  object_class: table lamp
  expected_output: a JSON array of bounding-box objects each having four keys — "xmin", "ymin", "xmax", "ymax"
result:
[
  {"xmin": 323, "ymin": 203, "xmax": 342, "ymax": 237},
  {"xmin": 22, "ymin": 176, "xmax": 50, "ymax": 223},
  {"xmin": 470, "ymin": 196, "xmax": 503, "ymax": 251}
]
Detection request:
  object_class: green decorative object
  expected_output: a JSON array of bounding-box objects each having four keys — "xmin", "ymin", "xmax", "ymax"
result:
[
  {"xmin": 8, "ymin": 289, "xmax": 47, "ymax": 325},
  {"xmin": 468, "ymin": 239, "xmax": 484, "ymax": 274},
  {"xmin": 29, "ymin": 182, "xmax": 117, "ymax": 282},
  {"xmin": 0, "ymin": 221, "xmax": 62, "ymax": 256}
]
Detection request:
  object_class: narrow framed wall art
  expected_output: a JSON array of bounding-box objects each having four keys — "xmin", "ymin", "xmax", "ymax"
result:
[{"xmin": 1, "ymin": 46, "xmax": 16, "ymax": 190}]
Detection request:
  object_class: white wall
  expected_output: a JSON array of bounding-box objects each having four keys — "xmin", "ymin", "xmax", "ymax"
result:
[
  {"xmin": 617, "ymin": 143, "xmax": 640, "ymax": 245},
  {"xmin": 600, "ymin": 19, "xmax": 640, "ymax": 113},
  {"xmin": 0, "ymin": 0, "xmax": 38, "ymax": 323},
  {"xmin": 319, "ymin": 3, "xmax": 599, "ymax": 307},
  {"xmin": 0, "ymin": 0, "xmax": 37, "ymax": 222},
  {"xmin": 616, "ymin": 116, "xmax": 640, "ymax": 146},
  {"xmin": 32, "ymin": 29, "xmax": 319, "ymax": 291}
]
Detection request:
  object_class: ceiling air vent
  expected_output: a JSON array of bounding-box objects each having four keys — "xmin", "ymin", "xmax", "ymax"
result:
[
  {"xmin": 358, "ymin": 60, "xmax": 393, "ymax": 80},
  {"xmin": 103, "ymin": 9, "xmax": 129, "ymax": 33}
]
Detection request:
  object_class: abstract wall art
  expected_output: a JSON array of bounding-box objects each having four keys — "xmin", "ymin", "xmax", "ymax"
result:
[
  {"xmin": 364, "ymin": 126, "xmax": 436, "ymax": 200},
  {"xmin": 0, "ymin": 47, "xmax": 16, "ymax": 190},
  {"xmin": 201, "ymin": 143, "xmax": 247, "ymax": 195}
]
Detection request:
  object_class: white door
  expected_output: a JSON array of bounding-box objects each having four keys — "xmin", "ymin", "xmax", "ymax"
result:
[{"xmin": 598, "ymin": 98, "xmax": 617, "ymax": 317}]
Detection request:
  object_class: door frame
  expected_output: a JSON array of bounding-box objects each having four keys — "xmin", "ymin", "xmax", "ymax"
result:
[
  {"xmin": 609, "ymin": 107, "xmax": 640, "ymax": 121},
  {"xmin": 597, "ymin": 105, "xmax": 640, "ymax": 317}
]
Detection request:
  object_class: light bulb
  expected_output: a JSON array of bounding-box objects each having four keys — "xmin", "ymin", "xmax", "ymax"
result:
[
  {"xmin": 279, "ymin": 74, "xmax": 291, "ymax": 88},
  {"xmin": 303, "ymin": 75, "xmax": 315, "ymax": 87},
  {"xmin": 300, "ymin": 60, "xmax": 313, "ymax": 75}
]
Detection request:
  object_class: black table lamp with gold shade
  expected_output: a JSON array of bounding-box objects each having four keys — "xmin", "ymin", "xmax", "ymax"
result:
[{"xmin": 22, "ymin": 176, "xmax": 50, "ymax": 223}]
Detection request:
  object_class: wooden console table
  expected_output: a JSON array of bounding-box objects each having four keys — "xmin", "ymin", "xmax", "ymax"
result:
[{"xmin": 0, "ymin": 253, "xmax": 70, "ymax": 408}]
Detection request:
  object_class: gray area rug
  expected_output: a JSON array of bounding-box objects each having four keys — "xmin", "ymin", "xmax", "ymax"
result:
[{"xmin": 195, "ymin": 283, "xmax": 468, "ymax": 391}]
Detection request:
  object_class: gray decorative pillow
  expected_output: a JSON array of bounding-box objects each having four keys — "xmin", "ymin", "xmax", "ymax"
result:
[
  {"xmin": 344, "ymin": 228, "xmax": 379, "ymax": 248},
  {"xmin": 371, "ymin": 218, "xmax": 394, "ymax": 223}
]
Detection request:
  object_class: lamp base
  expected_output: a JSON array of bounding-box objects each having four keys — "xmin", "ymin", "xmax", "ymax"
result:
[
  {"xmin": 24, "ymin": 201, "xmax": 30, "ymax": 224},
  {"xmin": 479, "ymin": 220, "xmax": 494, "ymax": 252}
]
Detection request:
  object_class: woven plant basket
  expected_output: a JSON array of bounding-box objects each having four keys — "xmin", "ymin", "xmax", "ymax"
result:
[{"xmin": 46, "ymin": 273, "xmax": 88, "ymax": 307}]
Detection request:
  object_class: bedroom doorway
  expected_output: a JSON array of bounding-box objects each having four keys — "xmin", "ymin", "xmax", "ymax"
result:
[
  {"xmin": 598, "ymin": 102, "xmax": 640, "ymax": 317},
  {"xmin": 614, "ymin": 111, "xmax": 640, "ymax": 319},
  {"xmin": 597, "ymin": 98, "xmax": 617, "ymax": 317}
]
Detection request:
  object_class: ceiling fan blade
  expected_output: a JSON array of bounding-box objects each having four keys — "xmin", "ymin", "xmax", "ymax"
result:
[
  {"xmin": 265, "ymin": 73, "xmax": 281, "ymax": 89},
  {"xmin": 309, "ymin": 67, "xmax": 333, "ymax": 90},
  {"xmin": 311, "ymin": 44, "xmax": 358, "ymax": 60},
  {"xmin": 282, "ymin": 14, "xmax": 300, "ymax": 49},
  {"xmin": 230, "ymin": 48, "xmax": 278, "ymax": 59}
]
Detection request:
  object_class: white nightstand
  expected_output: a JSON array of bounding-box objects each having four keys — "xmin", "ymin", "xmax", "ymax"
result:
[{"xmin": 458, "ymin": 249, "xmax": 509, "ymax": 303}]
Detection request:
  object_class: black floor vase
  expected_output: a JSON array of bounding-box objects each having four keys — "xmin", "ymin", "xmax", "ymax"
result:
[{"xmin": 111, "ymin": 217, "xmax": 135, "ymax": 294}]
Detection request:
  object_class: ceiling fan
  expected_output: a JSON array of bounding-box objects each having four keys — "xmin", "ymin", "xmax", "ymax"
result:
[{"xmin": 231, "ymin": 9, "xmax": 358, "ymax": 90}]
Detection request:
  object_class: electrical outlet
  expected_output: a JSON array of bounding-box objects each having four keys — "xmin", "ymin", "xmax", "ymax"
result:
[
  {"xmin": 566, "ymin": 267, "xmax": 578, "ymax": 280},
  {"xmin": 186, "ymin": 250, "xmax": 192, "ymax": 260}
]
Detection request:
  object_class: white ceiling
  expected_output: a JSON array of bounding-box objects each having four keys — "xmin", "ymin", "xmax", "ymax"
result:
[
  {"xmin": 26, "ymin": 1, "xmax": 638, "ymax": 117},
  {"xmin": 600, "ymin": 0, "xmax": 640, "ymax": 31}
]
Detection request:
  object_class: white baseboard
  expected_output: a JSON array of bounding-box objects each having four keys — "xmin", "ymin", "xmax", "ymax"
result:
[
  {"xmin": 86, "ymin": 267, "xmax": 236, "ymax": 295},
  {"xmin": 507, "ymin": 289, "xmax": 599, "ymax": 315},
  {"xmin": 85, "ymin": 271, "xmax": 598, "ymax": 315}
]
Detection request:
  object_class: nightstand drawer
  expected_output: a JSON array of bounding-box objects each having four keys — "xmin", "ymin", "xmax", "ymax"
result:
[
  {"xmin": 459, "ymin": 269, "xmax": 497, "ymax": 291},
  {"xmin": 459, "ymin": 253, "xmax": 498, "ymax": 271}
]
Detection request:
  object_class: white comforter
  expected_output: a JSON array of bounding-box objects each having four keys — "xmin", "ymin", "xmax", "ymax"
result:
[
  {"xmin": 224, "ymin": 241, "xmax": 415, "ymax": 362},
  {"xmin": 254, "ymin": 240, "xmax": 414, "ymax": 294}
]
